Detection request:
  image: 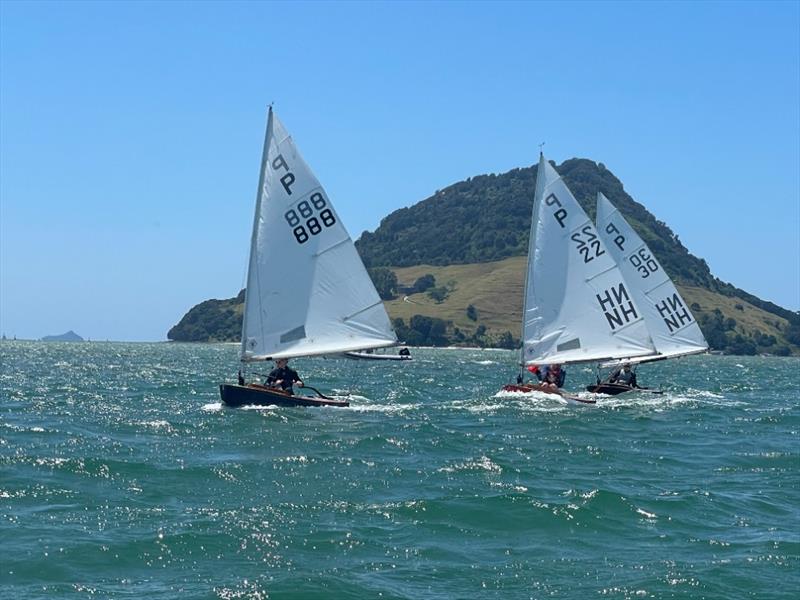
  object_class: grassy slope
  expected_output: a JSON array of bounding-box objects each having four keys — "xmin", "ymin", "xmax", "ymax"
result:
[{"xmin": 383, "ymin": 257, "xmax": 791, "ymax": 346}]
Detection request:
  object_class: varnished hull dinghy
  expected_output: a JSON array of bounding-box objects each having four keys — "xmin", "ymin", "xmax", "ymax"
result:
[{"xmin": 501, "ymin": 383, "xmax": 596, "ymax": 405}]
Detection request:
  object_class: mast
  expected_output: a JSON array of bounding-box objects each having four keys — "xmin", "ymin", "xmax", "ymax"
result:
[
  {"xmin": 519, "ymin": 152, "xmax": 548, "ymax": 370},
  {"xmin": 239, "ymin": 107, "xmax": 274, "ymax": 361}
]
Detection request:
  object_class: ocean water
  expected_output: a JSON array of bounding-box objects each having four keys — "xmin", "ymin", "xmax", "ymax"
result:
[{"xmin": 1, "ymin": 341, "xmax": 798, "ymax": 599}]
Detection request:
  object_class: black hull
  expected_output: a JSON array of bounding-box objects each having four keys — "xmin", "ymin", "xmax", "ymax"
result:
[
  {"xmin": 585, "ymin": 383, "xmax": 661, "ymax": 396},
  {"xmin": 219, "ymin": 384, "xmax": 349, "ymax": 408}
]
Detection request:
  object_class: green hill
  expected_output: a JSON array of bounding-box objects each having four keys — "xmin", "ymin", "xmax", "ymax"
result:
[
  {"xmin": 168, "ymin": 158, "xmax": 799, "ymax": 355},
  {"xmin": 383, "ymin": 259, "xmax": 797, "ymax": 354}
]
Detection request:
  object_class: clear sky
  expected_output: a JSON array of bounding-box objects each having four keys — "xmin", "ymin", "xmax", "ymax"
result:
[{"xmin": 1, "ymin": 0, "xmax": 798, "ymax": 341}]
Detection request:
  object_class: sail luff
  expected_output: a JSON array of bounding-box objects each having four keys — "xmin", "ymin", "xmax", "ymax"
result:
[{"xmin": 240, "ymin": 107, "xmax": 274, "ymax": 359}]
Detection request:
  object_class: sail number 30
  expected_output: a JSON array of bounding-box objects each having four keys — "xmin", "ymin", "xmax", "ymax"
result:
[
  {"xmin": 284, "ymin": 192, "xmax": 336, "ymax": 244},
  {"xmin": 629, "ymin": 248, "xmax": 659, "ymax": 278}
]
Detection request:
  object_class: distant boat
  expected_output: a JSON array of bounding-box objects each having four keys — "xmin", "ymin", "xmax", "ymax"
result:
[
  {"xmin": 502, "ymin": 154, "xmax": 658, "ymax": 405},
  {"xmin": 586, "ymin": 192, "xmax": 708, "ymax": 394},
  {"xmin": 219, "ymin": 108, "xmax": 398, "ymax": 408},
  {"xmin": 343, "ymin": 347, "xmax": 412, "ymax": 361}
]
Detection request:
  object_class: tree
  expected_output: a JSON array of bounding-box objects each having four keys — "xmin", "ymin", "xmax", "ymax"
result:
[
  {"xmin": 466, "ymin": 304, "xmax": 478, "ymax": 321},
  {"xmin": 428, "ymin": 287, "xmax": 449, "ymax": 303},
  {"xmin": 786, "ymin": 321, "xmax": 800, "ymax": 345},
  {"xmin": 392, "ymin": 317, "xmax": 410, "ymax": 343},
  {"xmin": 496, "ymin": 331, "xmax": 517, "ymax": 349},
  {"xmin": 412, "ymin": 274, "xmax": 436, "ymax": 293},
  {"xmin": 368, "ymin": 267, "xmax": 398, "ymax": 300}
]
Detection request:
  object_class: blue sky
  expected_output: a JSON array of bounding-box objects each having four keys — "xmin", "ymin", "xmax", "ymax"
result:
[{"xmin": 1, "ymin": 0, "xmax": 798, "ymax": 341}]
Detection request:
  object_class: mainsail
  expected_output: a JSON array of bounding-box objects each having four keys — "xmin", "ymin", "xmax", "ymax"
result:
[
  {"xmin": 240, "ymin": 108, "xmax": 397, "ymax": 361},
  {"xmin": 595, "ymin": 192, "xmax": 708, "ymax": 366},
  {"xmin": 520, "ymin": 155, "xmax": 656, "ymax": 365}
]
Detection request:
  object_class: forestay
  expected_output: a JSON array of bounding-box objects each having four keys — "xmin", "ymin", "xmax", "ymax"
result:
[
  {"xmin": 240, "ymin": 108, "xmax": 397, "ymax": 361},
  {"xmin": 521, "ymin": 155, "xmax": 656, "ymax": 365},
  {"xmin": 595, "ymin": 192, "xmax": 708, "ymax": 366}
]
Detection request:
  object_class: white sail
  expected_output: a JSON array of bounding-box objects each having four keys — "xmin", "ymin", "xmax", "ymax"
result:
[
  {"xmin": 521, "ymin": 155, "xmax": 656, "ymax": 365},
  {"xmin": 595, "ymin": 192, "xmax": 708, "ymax": 366},
  {"xmin": 240, "ymin": 108, "xmax": 397, "ymax": 361}
]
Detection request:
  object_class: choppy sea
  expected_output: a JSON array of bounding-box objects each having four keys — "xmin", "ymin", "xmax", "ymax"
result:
[{"xmin": 1, "ymin": 341, "xmax": 798, "ymax": 599}]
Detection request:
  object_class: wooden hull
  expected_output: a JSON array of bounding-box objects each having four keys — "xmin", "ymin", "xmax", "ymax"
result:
[
  {"xmin": 343, "ymin": 351, "xmax": 412, "ymax": 361},
  {"xmin": 501, "ymin": 383, "xmax": 596, "ymax": 405},
  {"xmin": 585, "ymin": 383, "xmax": 662, "ymax": 396},
  {"xmin": 219, "ymin": 384, "xmax": 349, "ymax": 408}
]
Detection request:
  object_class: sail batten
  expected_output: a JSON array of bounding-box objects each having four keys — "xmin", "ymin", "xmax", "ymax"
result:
[
  {"xmin": 520, "ymin": 155, "xmax": 656, "ymax": 366},
  {"xmin": 313, "ymin": 238, "xmax": 350, "ymax": 257},
  {"xmin": 239, "ymin": 108, "xmax": 397, "ymax": 360}
]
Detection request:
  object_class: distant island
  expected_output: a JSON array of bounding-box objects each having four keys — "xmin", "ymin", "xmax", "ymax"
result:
[
  {"xmin": 169, "ymin": 157, "xmax": 800, "ymax": 355},
  {"xmin": 41, "ymin": 330, "xmax": 84, "ymax": 342}
]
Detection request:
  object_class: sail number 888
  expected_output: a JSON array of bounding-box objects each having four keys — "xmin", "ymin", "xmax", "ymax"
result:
[{"xmin": 284, "ymin": 192, "xmax": 336, "ymax": 244}]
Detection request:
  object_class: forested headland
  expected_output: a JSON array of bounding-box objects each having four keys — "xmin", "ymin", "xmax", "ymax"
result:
[{"xmin": 168, "ymin": 158, "xmax": 799, "ymax": 355}]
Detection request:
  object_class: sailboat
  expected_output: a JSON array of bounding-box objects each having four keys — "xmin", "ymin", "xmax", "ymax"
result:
[
  {"xmin": 585, "ymin": 192, "xmax": 708, "ymax": 394},
  {"xmin": 502, "ymin": 154, "xmax": 657, "ymax": 404},
  {"xmin": 219, "ymin": 107, "xmax": 398, "ymax": 408},
  {"xmin": 342, "ymin": 348, "xmax": 412, "ymax": 361}
]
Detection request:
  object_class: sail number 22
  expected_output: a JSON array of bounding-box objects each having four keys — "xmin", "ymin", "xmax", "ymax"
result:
[
  {"xmin": 284, "ymin": 192, "xmax": 337, "ymax": 244},
  {"xmin": 571, "ymin": 226, "xmax": 605, "ymax": 263}
]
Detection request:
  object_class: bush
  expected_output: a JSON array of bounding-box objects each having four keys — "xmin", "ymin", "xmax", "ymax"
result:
[
  {"xmin": 466, "ymin": 304, "xmax": 478, "ymax": 321},
  {"xmin": 411, "ymin": 274, "xmax": 436, "ymax": 294},
  {"xmin": 428, "ymin": 287, "xmax": 449, "ymax": 303}
]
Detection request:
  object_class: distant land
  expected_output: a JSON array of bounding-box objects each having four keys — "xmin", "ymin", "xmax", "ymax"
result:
[
  {"xmin": 169, "ymin": 158, "xmax": 800, "ymax": 356},
  {"xmin": 41, "ymin": 330, "xmax": 84, "ymax": 342}
]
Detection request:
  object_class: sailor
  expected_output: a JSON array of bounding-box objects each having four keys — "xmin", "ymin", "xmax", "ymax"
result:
[
  {"xmin": 399, "ymin": 347, "xmax": 411, "ymax": 357},
  {"xmin": 266, "ymin": 358, "xmax": 304, "ymax": 394},
  {"xmin": 537, "ymin": 363, "xmax": 566, "ymax": 390},
  {"xmin": 610, "ymin": 363, "xmax": 637, "ymax": 387}
]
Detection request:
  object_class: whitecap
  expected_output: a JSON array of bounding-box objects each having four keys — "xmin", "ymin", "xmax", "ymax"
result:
[
  {"xmin": 636, "ymin": 507, "xmax": 657, "ymax": 520},
  {"xmin": 347, "ymin": 403, "xmax": 420, "ymax": 414}
]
